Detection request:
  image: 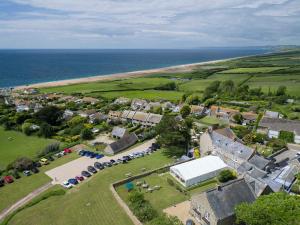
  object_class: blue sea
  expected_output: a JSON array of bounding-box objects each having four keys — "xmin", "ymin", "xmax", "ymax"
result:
[{"xmin": 0, "ymin": 48, "xmax": 271, "ymax": 87}]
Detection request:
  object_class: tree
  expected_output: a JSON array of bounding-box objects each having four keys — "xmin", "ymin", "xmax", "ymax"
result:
[
  {"xmin": 203, "ymin": 81, "xmax": 220, "ymax": 100},
  {"xmin": 80, "ymin": 128, "xmax": 93, "ymax": 140},
  {"xmin": 220, "ymin": 80, "xmax": 235, "ymax": 95},
  {"xmin": 180, "ymin": 105, "xmax": 191, "ymax": 118},
  {"xmin": 236, "ymin": 192, "xmax": 300, "ymax": 225},
  {"xmin": 11, "ymin": 157, "xmax": 34, "ymax": 172},
  {"xmin": 186, "ymin": 94, "xmax": 200, "ymax": 105},
  {"xmin": 233, "ymin": 113, "xmax": 243, "ymax": 124},
  {"xmin": 38, "ymin": 123, "xmax": 53, "ymax": 138},
  {"xmin": 22, "ymin": 122, "xmax": 33, "ymax": 136},
  {"xmin": 276, "ymin": 85, "xmax": 287, "ymax": 96},
  {"xmin": 34, "ymin": 106, "xmax": 63, "ymax": 126},
  {"xmin": 218, "ymin": 169, "xmax": 236, "ymax": 183},
  {"xmin": 156, "ymin": 115, "xmax": 190, "ymax": 157},
  {"xmin": 148, "ymin": 214, "xmax": 183, "ymax": 225}
]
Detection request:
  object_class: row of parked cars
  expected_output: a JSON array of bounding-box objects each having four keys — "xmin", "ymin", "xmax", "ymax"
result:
[{"xmin": 62, "ymin": 143, "xmax": 161, "ymax": 189}]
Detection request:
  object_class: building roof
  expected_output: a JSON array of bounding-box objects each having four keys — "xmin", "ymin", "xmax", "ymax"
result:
[
  {"xmin": 132, "ymin": 111, "xmax": 148, "ymax": 122},
  {"xmin": 243, "ymin": 173, "xmax": 272, "ymax": 197},
  {"xmin": 248, "ymin": 155, "xmax": 270, "ymax": 170},
  {"xmin": 147, "ymin": 113, "xmax": 163, "ymax": 124},
  {"xmin": 242, "ymin": 112, "xmax": 258, "ymax": 121},
  {"xmin": 265, "ymin": 110, "xmax": 279, "ymax": 118},
  {"xmin": 82, "ymin": 97, "xmax": 99, "ymax": 103},
  {"xmin": 108, "ymin": 111, "xmax": 122, "ymax": 118},
  {"xmin": 190, "ymin": 105, "xmax": 204, "ymax": 114},
  {"xmin": 211, "ymin": 131, "xmax": 254, "ymax": 161},
  {"xmin": 170, "ymin": 156, "xmax": 228, "ymax": 181},
  {"xmin": 259, "ymin": 117, "xmax": 300, "ymax": 135},
  {"xmin": 111, "ymin": 126, "xmax": 127, "ymax": 138},
  {"xmin": 107, "ymin": 133, "xmax": 138, "ymax": 154},
  {"xmin": 205, "ymin": 179, "xmax": 256, "ymax": 220},
  {"xmin": 214, "ymin": 128, "xmax": 237, "ymax": 140}
]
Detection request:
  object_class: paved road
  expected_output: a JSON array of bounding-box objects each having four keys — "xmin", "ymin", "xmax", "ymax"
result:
[
  {"xmin": 0, "ymin": 182, "xmax": 53, "ymax": 222},
  {"xmin": 46, "ymin": 139, "xmax": 156, "ymax": 184}
]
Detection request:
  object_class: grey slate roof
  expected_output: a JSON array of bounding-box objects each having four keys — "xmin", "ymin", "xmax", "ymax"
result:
[
  {"xmin": 206, "ymin": 179, "xmax": 256, "ymax": 220},
  {"xmin": 211, "ymin": 131, "xmax": 254, "ymax": 161},
  {"xmin": 107, "ymin": 133, "xmax": 138, "ymax": 154},
  {"xmin": 111, "ymin": 126, "xmax": 127, "ymax": 138},
  {"xmin": 259, "ymin": 117, "xmax": 300, "ymax": 135},
  {"xmin": 248, "ymin": 155, "xmax": 270, "ymax": 170}
]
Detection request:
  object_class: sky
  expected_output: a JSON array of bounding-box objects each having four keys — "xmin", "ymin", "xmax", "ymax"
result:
[{"xmin": 0, "ymin": 0, "xmax": 299, "ymax": 49}]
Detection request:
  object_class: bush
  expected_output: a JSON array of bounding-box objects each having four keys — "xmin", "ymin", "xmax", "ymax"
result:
[
  {"xmin": 218, "ymin": 169, "xmax": 236, "ymax": 183},
  {"xmin": 267, "ymin": 138, "xmax": 286, "ymax": 151},
  {"xmin": 148, "ymin": 214, "xmax": 183, "ymax": 225},
  {"xmin": 37, "ymin": 142, "xmax": 60, "ymax": 158},
  {"xmin": 279, "ymin": 130, "xmax": 294, "ymax": 143},
  {"xmin": 80, "ymin": 128, "xmax": 93, "ymax": 140},
  {"xmin": 10, "ymin": 157, "xmax": 34, "ymax": 172}
]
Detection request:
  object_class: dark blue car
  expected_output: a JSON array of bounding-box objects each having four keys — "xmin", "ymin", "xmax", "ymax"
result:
[{"xmin": 68, "ymin": 178, "xmax": 78, "ymax": 185}]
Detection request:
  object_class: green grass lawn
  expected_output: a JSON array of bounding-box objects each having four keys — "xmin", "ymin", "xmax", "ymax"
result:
[
  {"xmin": 218, "ymin": 67, "xmax": 287, "ymax": 74},
  {"xmin": 0, "ymin": 127, "xmax": 56, "ymax": 168},
  {"xmin": 198, "ymin": 116, "xmax": 228, "ymax": 126},
  {"xmin": 7, "ymin": 151, "xmax": 174, "ymax": 225},
  {"xmin": 0, "ymin": 152, "xmax": 80, "ymax": 213}
]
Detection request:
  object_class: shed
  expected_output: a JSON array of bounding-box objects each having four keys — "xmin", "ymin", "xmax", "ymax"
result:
[{"xmin": 170, "ymin": 156, "xmax": 228, "ymax": 187}]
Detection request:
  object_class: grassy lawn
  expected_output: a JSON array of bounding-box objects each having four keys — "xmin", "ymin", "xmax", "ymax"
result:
[
  {"xmin": 218, "ymin": 67, "xmax": 287, "ymax": 74},
  {"xmin": 0, "ymin": 152, "xmax": 80, "ymax": 213},
  {"xmin": 0, "ymin": 127, "xmax": 56, "ymax": 168},
  {"xmin": 116, "ymin": 173, "xmax": 218, "ymax": 212},
  {"xmin": 198, "ymin": 116, "xmax": 228, "ymax": 126},
  {"xmin": 7, "ymin": 151, "xmax": 174, "ymax": 225}
]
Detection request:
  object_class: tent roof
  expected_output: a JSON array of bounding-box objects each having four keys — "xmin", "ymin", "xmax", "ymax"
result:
[{"xmin": 170, "ymin": 156, "xmax": 228, "ymax": 180}]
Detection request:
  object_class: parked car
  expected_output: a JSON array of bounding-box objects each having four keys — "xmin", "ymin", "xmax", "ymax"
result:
[
  {"xmin": 75, "ymin": 176, "xmax": 84, "ymax": 181},
  {"xmin": 89, "ymin": 152, "xmax": 96, "ymax": 158},
  {"xmin": 68, "ymin": 178, "xmax": 78, "ymax": 185},
  {"xmin": 33, "ymin": 161, "xmax": 42, "ymax": 167},
  {"xmin": 103, "ymin": 162, "xmax": 112, "ymax": 167},
  {"xmin": 62, "ymin": 181, "xmax": 72, "ymax": 189},
  {"xmin": 87, "ymin": 166, "xmax": 97, "ymax": 174},
  {"xmin": 39, "ymin": 158, "xmax": 49, "ymax": 165},
  {"xmin": 47, "ymin": 156, "xmax": 55, "ymax": 161},
  {"xmin": 81, "ymin": 171, "xmax": 91, "ymax": 178},
  {"xmin": 31, "ymin": 167, "xmax": 39, "ymax": 174},
  {"xmin": 54, "ymin": 152, "xmax": 62, "ymax": 158},
  {"xmin": 23, "ymin": 170, "xmax": 31, "ymax": 176},
  {"xmin": 0, "ymin": 178, "xmax": 4, "ymax": 187},
  {"xmin": 117, "ymin": 159, "xmax": 125, "ymax": 164},
  {"xmin": 186, "ymin": 219, "xmax": 195, "ymax": 225},
  {"xmin": 78, "ymin": 150, "xmax": 86, "ymax": 156},
  {"xmin": 4, "ymin": 176, "xmax": 14, "ymax": 184},
  {"xmin": 94, "ymin": 162, "xmax": 104, "ymax": 170},
  {"xmin": 64, "ymin": 148, "xmax": 72, "ymax": 154},
  {"xmin": 95, "ymin": 154, "xmax": 104, "ymax": 159},
  {"xmin": 110, "ymin": 159, "xmax": 117, "ymax": 165}
]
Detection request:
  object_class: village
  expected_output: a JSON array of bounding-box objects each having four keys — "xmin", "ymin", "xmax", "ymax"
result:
[{"xmin": 0, "ymin": 84, "xmax": 300, "ymax": 225}]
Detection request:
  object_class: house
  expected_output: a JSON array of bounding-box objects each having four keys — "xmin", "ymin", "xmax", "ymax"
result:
[
  {"xmin": 170, "ymin": 156, "xmax": 228, "ymax": 187},
  {"xmin": 119, "ymin": 110, "xmax": 162, "ymax": 127},
  {"xmin": 114, "ymin": 97, "xmax": 131, "ymax": 105},
  {"xmin": 131, "ymin": 99, "xmax": 148, "ymax": 111},
  {"xmin": 264, "ymin": 110, "xmax": 280, "ymax": 118},
  {"xmin": 108, "ymin": 111, "xmax": 122, "ymax": 121},
  {"xmin": 104, "ymin": 133, "xmax": 138, "ymax": 154},
  {"xmin": 146, "ymin": 113, "xmax": 163, "ymax": 126},
  {"xmin": 258, "ymin": 117, "xmax": 300, "ymax": 144},
  {"xmin": 77, "ymin": 109, "xmax": 97, "ymax": 118},
  {"xmin": 16, "ymin": 104, "xmax": 30, "ymax": 112},
  {"xmin": 209, "ymin": 105, "xmax": 239, "ymax": 121},
  {"xmin": 89, "ymin": 112, "xmax": 107, "ymax": 124},
  {"xmin": 144, "ymin": 102, "xmax": 161, "ymax": 111},
  {"xmin": 190, "ymin": 179, "xmax": 256, "ymax": 225},
  {"xmin": 190, "ymin": 105, "xmax": 206, "ymax": 116},
  {"xmin": 23, "ymin": 88, "xmax": 38, "ymax": 95},
  {"xmin": 132, "ymin": 111, "xmax": 149, "ymax": 125},
  {"xmin": 63, "ymin": 110, "xmax": 74, "ymax": 120},
  {"xmin": 200, "ymin": 128, "xmax": 255, "ymax": 169},
  {"xmin": 111, "ymin": 126, "xmax": 128, "ymax": 139},
  {"xmin": 241, "ymin": 112, "xmax": 258, "ymax": 126},
  {"xmin": 82, "ymin": 97, "xmax": 99, "ymax": 105}
]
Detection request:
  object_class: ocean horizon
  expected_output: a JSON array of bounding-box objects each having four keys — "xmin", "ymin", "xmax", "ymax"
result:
[{"xmin": 0, "ymin": 47, "xmax": 271, "ymax": 88}]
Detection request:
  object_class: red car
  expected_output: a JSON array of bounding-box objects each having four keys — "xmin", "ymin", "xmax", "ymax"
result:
[
  {"xmin": 64, "ymin": 148, "xmax": 72, "ymax": 154},
  {"xmin": 4, "ymin": 176, "xmax": 14, "ymax": 184},
  {"xmin": 75, "ymin": 176, "xmax": 84, "ymax": 181}
]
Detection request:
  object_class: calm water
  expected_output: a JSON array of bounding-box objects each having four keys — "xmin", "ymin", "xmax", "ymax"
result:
[{"xmin": 0, "ymin": 48, "xmax": 271, "ymax": 87}]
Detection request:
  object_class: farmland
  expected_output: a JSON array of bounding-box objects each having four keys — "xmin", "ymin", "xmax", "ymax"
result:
[
  {"xmin": 7, "ymin": 151, "xmax": 174, "ymax": 225},
  {"xmin": 0, "ymin": 127, "xmax": 55, "ymax": 168}
]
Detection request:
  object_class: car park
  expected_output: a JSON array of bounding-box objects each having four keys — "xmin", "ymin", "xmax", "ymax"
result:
[
  {"xmin": 31, "ymin": 167, "xmax": 39, "ymax": 174},
  {"xmin": 87, "ymin": 166, "xmax": 97, "ymax": 173},
  {"xmin": 68, "ymin": 178, "xmax": 78, "ymax": 185},
  {"xmin": 0, "ymin": 178, "xmax": 4, "ymax": 187},
  {"xmin": 62, "ymin": 181, "xmax": 72, "ymax": 189},
  {"xmin": 94, "ymin": 162, "xmax": 104, "ymax": 170},
  {"xmin": 81, "ymin": 171, "xmax": 91, "ymax": 178},
  {"xmin": 75, "ymin": 176, "xmax": 84, "ymax": 181},
  {"xmin": 23, "ymin": 170, "xmax": 31, "ymax": 176},
  {"xmin": 4, "ymin": 176, "xmax": 14, "ymax": 184}
]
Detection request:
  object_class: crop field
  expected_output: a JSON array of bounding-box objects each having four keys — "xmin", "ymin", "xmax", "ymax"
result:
[
  {"xmin": 0, "ymin": 127, "xmax": 56, "ymax": 168},
  {"xmin": 0, "ymin": 152, "xmax": 80, "ymax": 213},
  {"xmin": 7, "ymin": 151, "xmax": 174, "ymax": 225}
]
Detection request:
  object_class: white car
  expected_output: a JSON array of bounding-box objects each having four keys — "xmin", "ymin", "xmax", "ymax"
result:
[{"xmin": 62, "ymin": 181, "xmax": 72, "ymax": 189}]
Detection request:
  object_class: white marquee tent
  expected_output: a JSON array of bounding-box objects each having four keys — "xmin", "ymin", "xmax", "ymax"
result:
[{"xmin": 170, "ymin": 155, "xmax": 228, "ymax": 187}]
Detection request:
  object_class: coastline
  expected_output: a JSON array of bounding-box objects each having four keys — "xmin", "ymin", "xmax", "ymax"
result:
[{"xmin": 13, "ymin": 52, "xmax": 271, "ymax": 90}]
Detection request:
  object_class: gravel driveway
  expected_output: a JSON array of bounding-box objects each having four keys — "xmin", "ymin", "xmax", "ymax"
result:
[{"xmin": 46, "ymin": 139, "xmax": 156, "ymax": 184}]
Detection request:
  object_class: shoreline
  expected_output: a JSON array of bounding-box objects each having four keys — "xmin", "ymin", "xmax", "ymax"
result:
[{"xmin": 14, "ymin": 52, "xmax": 272, "ymax": 90}]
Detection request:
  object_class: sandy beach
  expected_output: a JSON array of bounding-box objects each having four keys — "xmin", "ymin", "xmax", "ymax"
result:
[{"xmin": 13, "ymin": 55, "xmax": 255, "ymax": 90}]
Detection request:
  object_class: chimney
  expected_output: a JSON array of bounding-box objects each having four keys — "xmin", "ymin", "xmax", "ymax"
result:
[{"xmin": 217, "ymin": 185, "xmax": 222, "ymax": 191}]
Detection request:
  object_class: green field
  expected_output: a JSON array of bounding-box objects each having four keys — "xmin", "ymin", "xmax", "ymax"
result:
[
  {"xmin": 218, "ymin": 67, "xmax": 287, "ymax": 74},
  {"xmin": 7, "ymin": 151, "xmax": 174, "ymax": 225},
  {"xmin": 0, "ymin": 153, "xmax": 80, "ymax": 213},
  {"xmin": 0, "ymin": 127, "xmax": 56, "ymax": 168}
]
